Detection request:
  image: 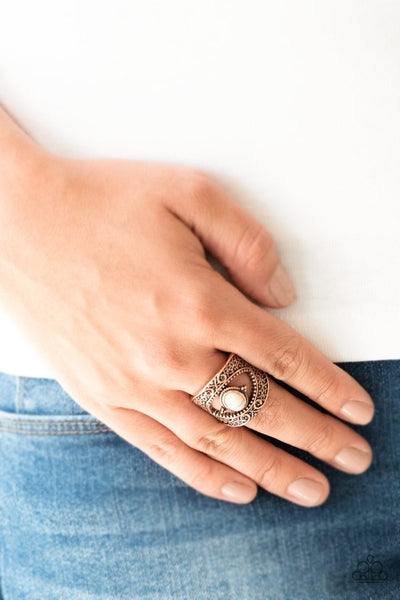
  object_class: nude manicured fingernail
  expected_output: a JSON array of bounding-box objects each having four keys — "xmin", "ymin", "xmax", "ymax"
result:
[
  {"xmin": 286, "ymin": 477, "xmax": 325, "ymax": 506},
  {"xmin": 267, "ymin": 264, "xmax": 297, "ymax": 306},
  {"xmin": 340, "ymin": 400, "xmax": 374, "ymax": 424},
  {"xmin": 221, "ymin": 481, "xmax": 257, "ymax": 503},
  {"xmin": 333, "ymin": 446, "xmax": 372, "ymax": 474}
]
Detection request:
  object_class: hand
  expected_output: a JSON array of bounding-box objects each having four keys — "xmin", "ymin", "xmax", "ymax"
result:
[{"xmin": 0, "ymin": 126, "xmax": 374, "ymax": 507}]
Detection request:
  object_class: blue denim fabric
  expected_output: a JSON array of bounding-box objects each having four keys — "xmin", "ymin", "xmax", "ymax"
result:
[{"xmin": 0, "ymin": 360, "xmax": 399, "ymax": 599}]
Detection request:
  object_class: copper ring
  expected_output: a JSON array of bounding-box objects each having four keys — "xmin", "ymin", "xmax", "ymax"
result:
[{"xmin": 191, "ymin": 353, "xmax": 270, "ymax": 427}]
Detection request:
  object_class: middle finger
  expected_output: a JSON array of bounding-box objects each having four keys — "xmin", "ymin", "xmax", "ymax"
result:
[{"xmin": 246, "ymin": 378, "xmax": 372, "ymax": 474}]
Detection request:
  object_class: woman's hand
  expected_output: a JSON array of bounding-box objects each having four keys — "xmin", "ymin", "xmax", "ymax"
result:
[{"xmin": 0, "ymin": 115, "xmax": 374, "ymax": 506}]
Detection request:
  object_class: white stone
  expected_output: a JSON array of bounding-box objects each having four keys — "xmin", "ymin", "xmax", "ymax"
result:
[{"xmin": 221, "ymin": 389, "xmax": 247, "ymax": 412}]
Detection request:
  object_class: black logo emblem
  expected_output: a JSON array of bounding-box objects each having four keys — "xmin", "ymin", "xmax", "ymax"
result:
[{"xmin": 352, "ymin": 555, "xmax": 388, "ymax": 582}]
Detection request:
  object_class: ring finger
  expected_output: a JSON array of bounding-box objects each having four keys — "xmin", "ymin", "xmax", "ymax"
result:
[
  {"xmin": 160, "ymin": 344, "xmax": 373, "ymax": 476},
  {"xmin": 147, "ymin": 386, "xmax": 332, "ymax": 507}
]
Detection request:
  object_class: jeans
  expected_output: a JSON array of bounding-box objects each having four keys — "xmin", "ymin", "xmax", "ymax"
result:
[{"xmin": 0, "ymin": 360, "xmax": 399, "ymax": 600}]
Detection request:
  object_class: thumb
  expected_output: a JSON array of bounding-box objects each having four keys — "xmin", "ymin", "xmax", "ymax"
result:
[{"xmin": 169, "ymin": 171, "xmax": 297, "ymax": 308}]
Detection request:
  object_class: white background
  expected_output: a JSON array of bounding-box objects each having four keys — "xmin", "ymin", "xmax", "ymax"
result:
[{"xmin": 1, "ymin": 0, "xmax": 399, "ymax": 376}]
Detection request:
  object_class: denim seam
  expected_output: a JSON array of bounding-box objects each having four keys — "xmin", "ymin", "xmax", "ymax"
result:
[
  {"xmin": 18, "ymin": 375, "xmax": 30, "ymax": 413},
  {"xmin": 0, "ymin": 418, "xmax": 107, "ymax": 425},
  {"xmin": 14, "ymin": 375, "xmax": 21, "ymax": 413},
  {"xmin": 0, "ymin": 426, "xmax": 111, "ymax": 435}
]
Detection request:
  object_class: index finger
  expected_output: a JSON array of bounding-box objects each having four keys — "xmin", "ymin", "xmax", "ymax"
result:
[{"xmin": 211, "ymin": 280, "xmax": 375, "ymax": 425}]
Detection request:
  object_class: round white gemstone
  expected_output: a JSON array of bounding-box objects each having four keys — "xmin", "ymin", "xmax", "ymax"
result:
[{"xmin": 221, "ymin": 389, "xmax": 247, "ymax": 411}]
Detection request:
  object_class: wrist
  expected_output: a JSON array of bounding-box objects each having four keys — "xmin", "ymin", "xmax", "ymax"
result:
[
  {"xmin": 0, "ymin": 107, "xmax": 69, "ymax": 278},
  {"xmin": 0, "ymin": 105, "xmax": 54, "ymax": 205}
]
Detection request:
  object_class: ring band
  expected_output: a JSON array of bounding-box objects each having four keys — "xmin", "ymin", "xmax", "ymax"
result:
[{"xmin": 191, "ymin": 353, "xmax": 270, "ymax": 427}]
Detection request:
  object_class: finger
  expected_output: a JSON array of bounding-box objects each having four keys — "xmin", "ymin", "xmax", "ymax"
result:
[
  {"xmin": 59, "ymin": 358, "xmax": 330, "ymax": 507},
  {"xmin": 134, "ymin": 343, "xmax": 230, "ymax": 401},
  {"xmin": 212, "ymin": 279, "xmax": 375, "ymax": 425},
  {"xmin": 75, "ymin": 396, "xmax": 259, "ymax": 505},
  {"xmin": 165, "ymin": 171, "xmax": 297, "ymax": 308},
  {"xmin": 247, "ymin": 379, "xmax": 372, "ymax": 474},
  {"xmin": 99, "ymin": 344, "xmax": 371, "ymax": 475},
  {"xmin": 140, "ymin": 324, "xmax": 372, "ymax": 474},
  {"xmin": 147, "ymin": 388, "xmax": 330, "ymax": 508}
]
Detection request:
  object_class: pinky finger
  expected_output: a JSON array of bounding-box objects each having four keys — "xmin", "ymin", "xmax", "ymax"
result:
[{"xmin": 96, "ymin": 404, "xmax": 258, "ymax": 505}]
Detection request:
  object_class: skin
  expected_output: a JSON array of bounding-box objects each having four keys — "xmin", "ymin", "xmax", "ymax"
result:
[{"xmin": 0, "ymin": 105, "xmax": 374, "ymax": 506}]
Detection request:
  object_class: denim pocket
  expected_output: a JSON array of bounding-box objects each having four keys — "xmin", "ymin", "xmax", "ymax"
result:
[{"xmin": 0, "ymin": 371, "xmax": 110, "ymax": 434}]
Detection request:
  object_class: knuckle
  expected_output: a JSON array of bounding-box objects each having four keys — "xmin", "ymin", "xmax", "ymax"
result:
[
  {"xmin": 157, "ymin": 343, "xmax": 187, "ymax": 373},
  {"xmin": 234, "ymin": 224, "xmax": 275, "ymax": 272},
  {"xmin": 186, "ymin": 461, "xmax": 215, "ymax": 492},
  {"xmin": 254, "ymin": 394, "xmax": 286, "ymax": 433},
  {"xmin": 181, "ymin": 286, "xmax": 218, "ymax": 334},
  {"xmin": 194, "ymin": 424, "xmax": 238, "ymax": 458},
  {"xmin": 271, "ymin": 341, "xmax": 306, "ymax": 381},
  {"xmin": 147, "ymin": 436, "xmax": 181, "ymax": 464},
  {"xmin": 139, "ymin": 338, "xmax": 187, "ymax": 377},
  {"xmin": 313, "ymin": 375, "xmax": 341, "ymax": 408},
  {"xmin": 306, "ymin": 419, "xmax": 336, "ymax": 455},
  {"xmin": 99, "ymin": 371, "xmax": 139, "ymax": 408},
  {"xmin": 190, "ymin": 169, "xmax": 217, "ymax": 202},
  {"xmin": 254, "ymin": 452, "xmax": 282, "ymax": 489}
]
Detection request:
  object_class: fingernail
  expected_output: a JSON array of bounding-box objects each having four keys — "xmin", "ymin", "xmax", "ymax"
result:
[
  {"xmin": 286, "ymin": 477, "xmax": 325, "ymax": 506},
  {"xmin": 333, "ymin": 446, "xmax": 372, "ymax": 474},
  {"xmin": 267, "ymin": 264, "xmax": 297, "ymax": 306},
  {"xmin": 340, "ymin": 400, "xmax": 375, "ymax": 424},
  {"xmin": 221, "ymin": 481, "xmax": 257, "ymax": 504}
]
